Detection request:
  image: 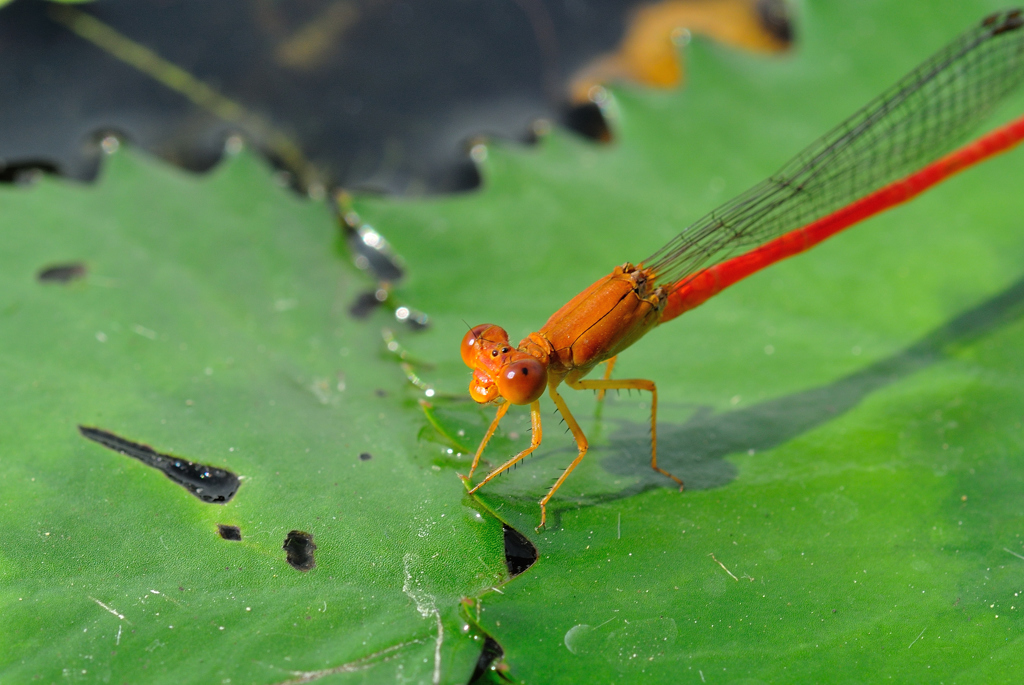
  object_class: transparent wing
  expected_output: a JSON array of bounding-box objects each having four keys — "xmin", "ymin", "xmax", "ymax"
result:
[{"xmin": 643, "ymin": 10, "xmax": 1024, "ymax": 285}]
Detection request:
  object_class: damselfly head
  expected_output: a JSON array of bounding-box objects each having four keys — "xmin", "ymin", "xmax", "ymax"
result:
[
  {"xmin": 463, "ymin": 324, "xmax": 509, "ymax": 404},
  {"xmin": 462, "ymin": 324, "xmax": 546, "ymax": 405}
]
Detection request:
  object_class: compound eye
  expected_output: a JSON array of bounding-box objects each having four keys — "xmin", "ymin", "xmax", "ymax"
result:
[
  {"xmin": 461, "ymin": 324, "xmax": 504, "ymax": 367},
  {"xmin": 496, "ymin": 356, "xmax": 546, "ymax": 405}
]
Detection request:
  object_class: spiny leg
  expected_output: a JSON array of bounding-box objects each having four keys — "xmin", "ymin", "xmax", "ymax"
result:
[
  {"xmin": 461, "ymin": 401, "xmax": 511, "ymax": 483},
  {"xmin": 468, "ymin": 400, "xmax": 543, "ymax": 494},
  {"xmin": 592, "ymin": 356, "xmax": 618, "ymax": 436},
  {"xmin": 568, "ymin": 376, "xmax": 684, "ymax": 491},
  {"xmin": 538, "ymin": 385, "xmax": 592, "ymax": 531},
  {"xmin": 595, "ymin": 356, "xmax": 618, "ymax": 402}
]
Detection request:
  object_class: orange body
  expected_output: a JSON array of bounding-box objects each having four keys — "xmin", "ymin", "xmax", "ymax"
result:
[
  {"xmin": 532, "ymin": 264, "xmax": 664, "ymax": 381},
  {"xmin": 465, "ymin": 264, "xmax": 667, "ymax": 402},
  {"xmin": 460, "ymin": 264, "xmax": 682, "ymax": 530}
]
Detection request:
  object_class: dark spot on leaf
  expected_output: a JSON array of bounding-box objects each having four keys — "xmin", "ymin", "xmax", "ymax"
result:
[
  {"xmin": 339, "ymin": 213, "xmax": 429, "ymax": 330},
  {"xmin": 469, "ymin": 636, "xmax": 507, "ymax": 684},
  {"xmin": 348, "ymin": 289, "xmax": 429, "ymax": 330},
  {"xmin": 502, "ymin": 524, "xmax": 537, "ymax": 577},
  {"xmin": 399, "ymin": 307, "xmax": 430, "ymax": 330},
  {"xmin": 342, "ymin": 214, "xmax": 404, "ymax": 283},
  {"xmin": 359, "ymin": 452, "xmax": 372, "ymax": 461},
  {"xmin": 217, "ymin": 524, "xmax": 242, "ymax": 541},
  {"xmin": 78, "ymin": 426, "xmax": 239, "ymax": 503},
  {"xmin": 375, "ymin": 389, "xmax": 387, "ymax": 398},
  {"xmin": 993, "ymin": 10, "xmax": 1024, "ymax": 35},
  {"xmin": 349, "ymin": 290, "xmax": 385, "ymax": 319},
  {"xmin": 283, "ymin": 530, "xmax": 316, "ymax": 571},
  {"xmin": 37, "ymin": 262, "xmax": 87, "ymax": 283}
]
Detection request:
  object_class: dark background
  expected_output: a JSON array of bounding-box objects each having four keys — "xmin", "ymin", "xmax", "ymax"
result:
[{"xmin": 0, "ymin": 0, "xmax": 790, "ymax": 195}]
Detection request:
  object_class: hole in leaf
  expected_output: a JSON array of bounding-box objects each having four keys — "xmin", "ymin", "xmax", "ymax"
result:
[
  {"xmin": 283, "ymin": 530, "xmax": 316, "ymax": 571},
  {"xmin": 37, "ymin": 262, "xmax": 87, "ymax": 284},
  {"xmin": 217, "ymin": 524, "xmax": 242, "ymax": 541},
  {"xmin": 468, "ymin": 635, "xmax": 508, "ymax": 684},
  {"xmin": 502, "ymin": 524, "xmax": 537, "ymax": 577},
  {"xmin": 78, "ymin": 426, "xmax": 240, "ymax": 503}
]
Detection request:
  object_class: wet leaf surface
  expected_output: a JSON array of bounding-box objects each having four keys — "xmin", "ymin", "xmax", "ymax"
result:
[{"xmin": 0, "ymin": 148, "xmax": 505, "ymax": 683}]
